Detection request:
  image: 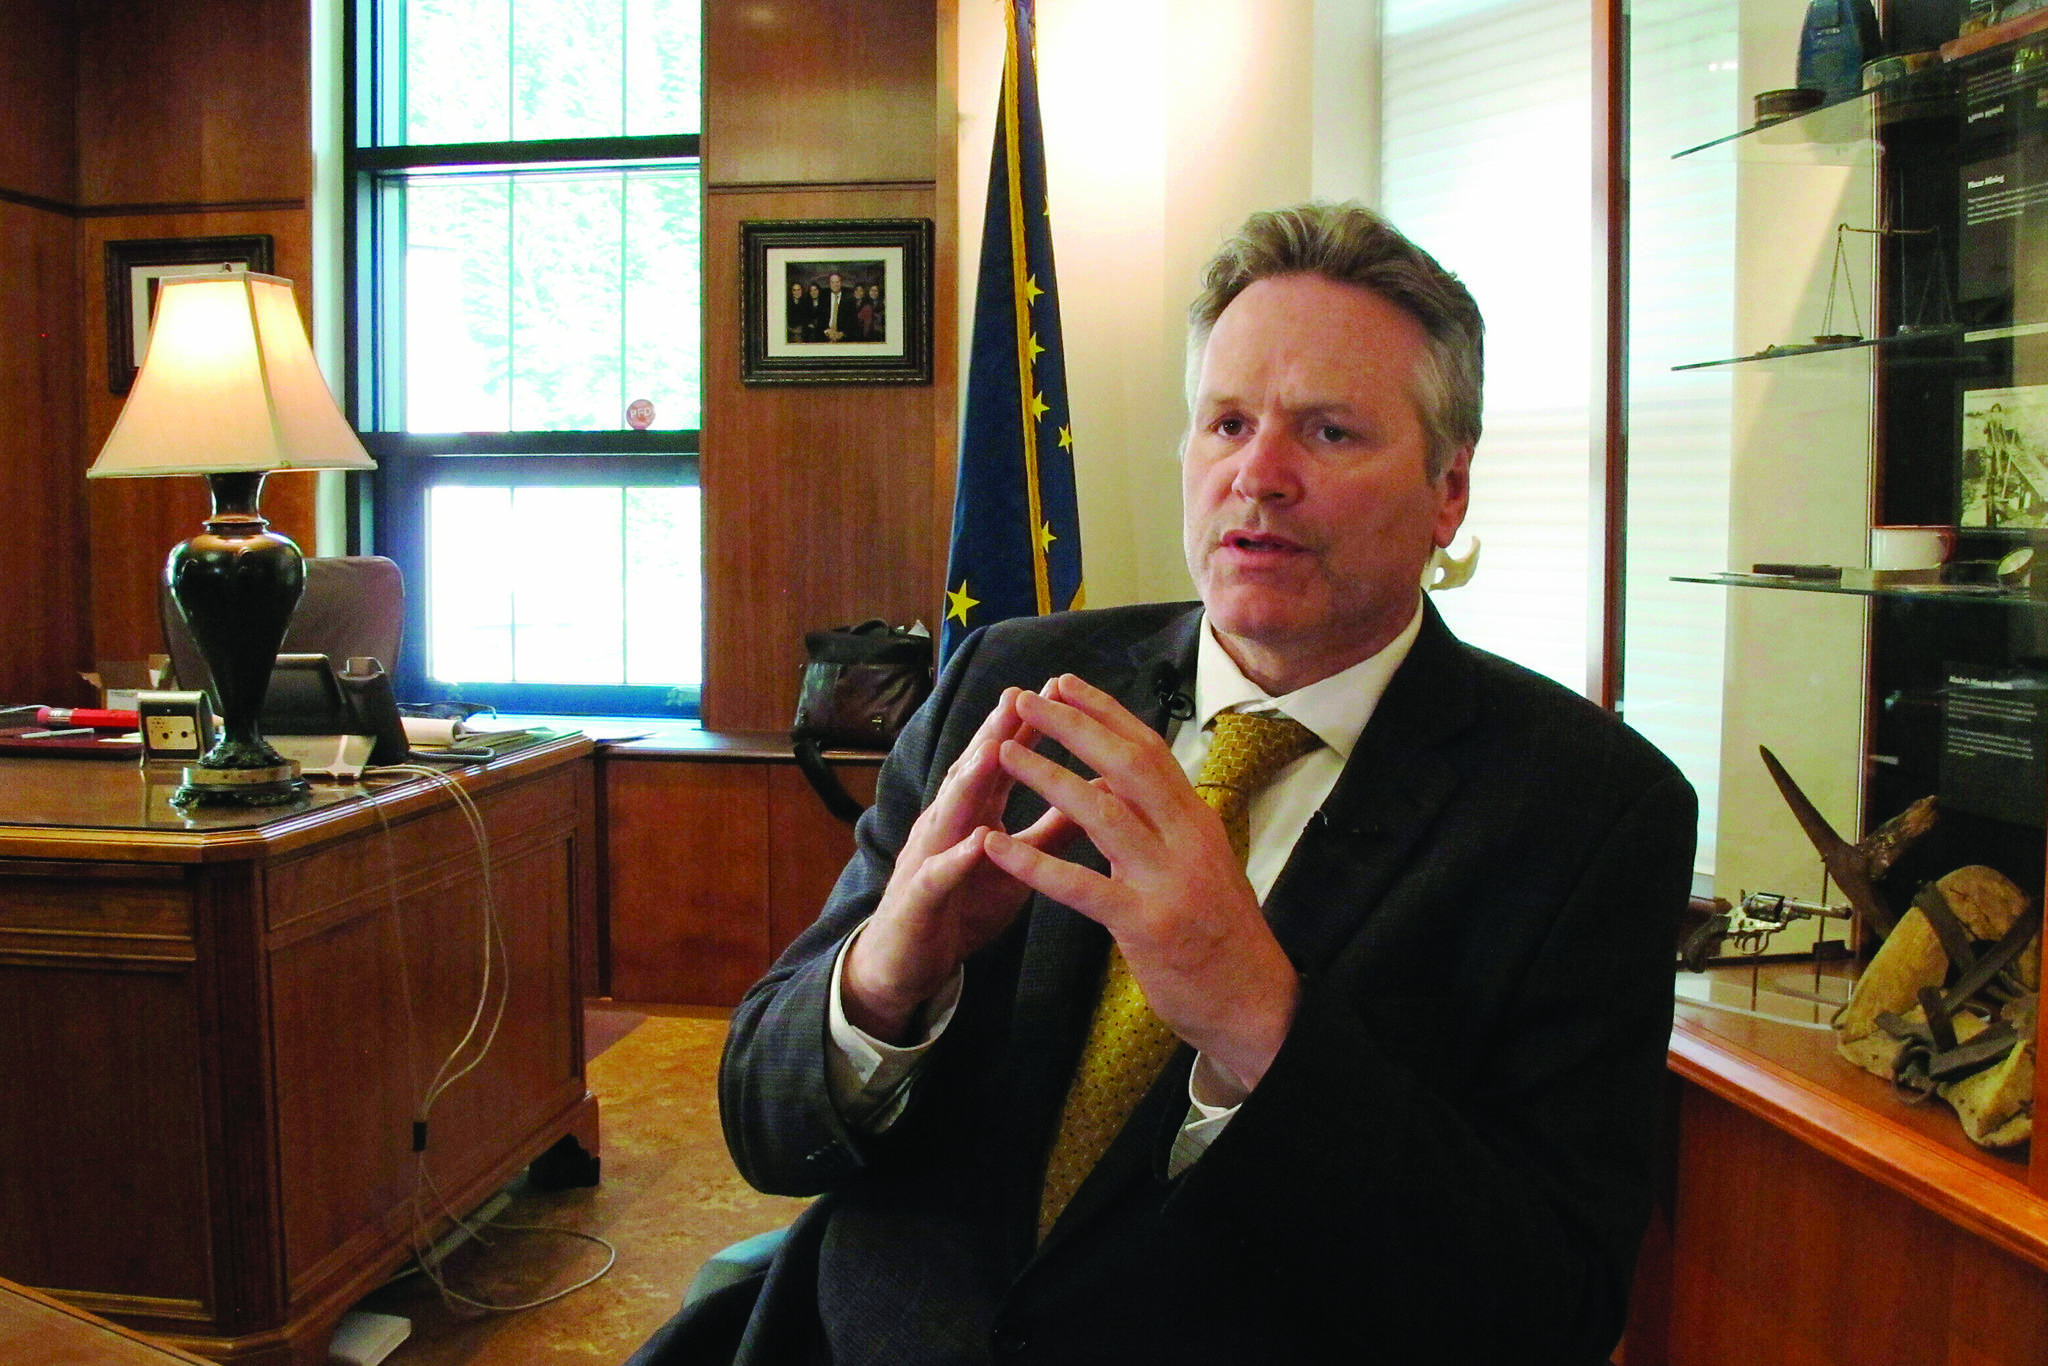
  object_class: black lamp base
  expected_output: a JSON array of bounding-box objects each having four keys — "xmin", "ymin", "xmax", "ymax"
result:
[
  {"xmin": 165, "ymin": 470, "xmax": 310, "ymax": 809},
  {"xmin": 173, "ymin": 762, "xmax": 309, "ymax": 807}
]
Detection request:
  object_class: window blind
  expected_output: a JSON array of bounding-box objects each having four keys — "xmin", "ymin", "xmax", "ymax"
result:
[
  {"xmin": 1619, "ymin": 0, "xmax": 1739, "ymax": 873},
  {"xmin": 1380, "ymin": 0, "xmax": 1737, "ymax": 870},
  {"xmin": 1380, "ymin": 0, "xmax": 1596, "ymax": 696}
]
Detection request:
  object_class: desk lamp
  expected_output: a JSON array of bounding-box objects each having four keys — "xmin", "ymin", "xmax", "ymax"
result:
[{"xmin": 88, "ymin": 271, "xmax": 376, "ymax": 806}]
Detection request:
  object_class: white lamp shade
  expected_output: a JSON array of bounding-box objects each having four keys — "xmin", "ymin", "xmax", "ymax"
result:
[{"xmin": 88, "ymin": 271, "xmax": 377, "ymax": 478}]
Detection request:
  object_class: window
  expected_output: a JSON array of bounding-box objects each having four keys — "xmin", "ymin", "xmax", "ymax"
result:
[
  {"xmin": 347, "ymin": 0, "xmax": 703, "ymax": 715},
  {"xmin": 1378, "ymin": 0, "xmax": 1595, "ymax": 698},
  {"xmin": 1379, "ymin": 0, "xmax": 1738, "ymax": 873},
  {"xmin": 1617, "ymin": 0, "xmax": 1739, "ymax": 874}
]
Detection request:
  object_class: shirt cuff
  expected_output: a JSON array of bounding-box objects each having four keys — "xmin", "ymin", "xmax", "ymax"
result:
[
  {"xmin": 825, "ymin": 920, "xmax": 963, "ymax": 1130},
  {"xmin": 1168, "ymin": 1052, "xmax": 1249, "ymax": 1177}
]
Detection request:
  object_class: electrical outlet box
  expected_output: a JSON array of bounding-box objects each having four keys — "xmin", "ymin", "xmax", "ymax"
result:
[{"xmin": 137, "ymin": 689, "xmax": 214, "ymax": 764}]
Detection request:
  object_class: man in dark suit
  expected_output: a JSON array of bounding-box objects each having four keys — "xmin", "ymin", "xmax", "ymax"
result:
[
  {"xmin": 819, "ymin": 272, "xmax": 857, "ymax": 342},
  {"xmin": 635, "ymin": 204, "xmax": 1696, "ymax": 1364}
]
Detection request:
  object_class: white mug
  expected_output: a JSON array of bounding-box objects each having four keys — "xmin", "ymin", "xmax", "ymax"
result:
[{"xmin": 1869, "ymin": 525, "xmax": 1954, "ymax": 570}]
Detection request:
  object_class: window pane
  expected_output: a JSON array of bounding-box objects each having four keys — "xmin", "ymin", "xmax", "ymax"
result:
[
  {"xmin": 626, "ymin": 0, "xmax": 703, "ymax": 136},
  {"xmin": 507, "ymin": 487, "xmax": 627, "ymax": 682},
  {"xmin": 511, "ymin": 174, "xmax": 628, "ymax": 430},
  {"xmin": 384, "ymin": 0, "xmax": 700, "ymax": 145},
  {"xmin": 1381, "ymin": 0, "xmax": 1592, "ymax": 695},
  {"xmin": 390, "ymin": 164, "xmax": 700, "ymax": 433},
  {"xmin": 403, "ymin": 177, "xmax": 513, "ymax": 432},
  {"xmin": 624, "ymin": 169, "xmax": 702, "ymax": 431},
  {"xmin": 512, "ymin": 0, "xmax": 625, "ymax": 141},
  {"xmin": 401, "ymin": 0, "xmax": 512, "ymax": 144},
  {"xmin": 424, "ymin": 483, "xmax": 701, "ymax": 688},
  {"xmin": 625, "ymin": 486, "xmax": 701, "ymax": 684},
  {"xmin": 425, "ymin": 485, "xmax": 516, "ymax": 680}
]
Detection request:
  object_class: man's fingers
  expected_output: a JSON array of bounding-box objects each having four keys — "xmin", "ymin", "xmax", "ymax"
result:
[
  {"xmin": 1011, "ymin": 686, "xmax": 1190, "ymax": 823},
  {"xmin": 926, "ymin": 686, "xmax": 1050, "ymax": 826},
  {"xmin": 909, "ymin": 740, "xmax": 998, "ymax": 852},
  {"xmin": 943, "ymin": 688, "xmax": 1026, "ymax": 781},
  {"xmin": 909, "ymin": 824, "xmax": 994, "ymax": 896},
  {"xmin": 1008, "ymin": 794, "xmax": 1082, "ymax": 852},
  {"xmin": 1042, "ymin": 673, "xmax": 1162, "ymax": 745},
  {"xmin": 1000, "ymin": 738, "xmax": 1143, "ymax": 835},
  {"xmin": 997, "ymin": 740, "xmax": 1183, "ymax": 886},
  {"xmin": 983, "ymin": 827, "xmax": 1118, "ymax": 921}
]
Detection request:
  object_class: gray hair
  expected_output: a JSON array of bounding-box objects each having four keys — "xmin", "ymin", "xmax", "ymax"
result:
[{"xmin": 1185, "ymin": 203, "xmax": 1484, "ymax": 478}]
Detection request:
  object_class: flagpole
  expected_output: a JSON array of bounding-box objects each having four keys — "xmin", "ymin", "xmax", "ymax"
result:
[{"xmin": 1001, "ymin": 7, "xmax": 1052, "ymax": 614}]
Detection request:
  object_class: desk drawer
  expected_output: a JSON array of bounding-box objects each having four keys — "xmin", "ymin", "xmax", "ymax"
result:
[{"xmin": 0, "ymin": 863, "xmax": 193, "ymax": 965}]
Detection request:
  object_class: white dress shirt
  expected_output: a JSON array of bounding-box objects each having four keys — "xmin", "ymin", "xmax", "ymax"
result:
[{"xmin": 826, "ymin": 603, "xmax": 1425, "ymax": 1171}]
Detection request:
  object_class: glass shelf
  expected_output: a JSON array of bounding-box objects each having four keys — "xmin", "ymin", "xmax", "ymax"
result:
[
  {"xmin": 1672, "ymin": 63, "xmax": 1959, "ymax": 162},
  {"xmin": 1674, "ymin": 571, "xmax": 2038, "ymax": 605},
  {"xmin": 1672, "ymin": 326, "xmax": 1971, "ymax": 372}
]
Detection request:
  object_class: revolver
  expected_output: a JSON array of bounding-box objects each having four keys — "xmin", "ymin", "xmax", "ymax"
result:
[{"xmin": 1680, "ymin": 892, "xmax": 1853, "ymax": 972}]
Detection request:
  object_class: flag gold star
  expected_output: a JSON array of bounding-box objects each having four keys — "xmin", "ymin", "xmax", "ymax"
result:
[
  {"xmin": 1026, "ymin": 332, "xmax": 1044, "ymax": 366},
  {"xmin": 1038, "ymin": 521, "xmax": 1057, "ymax": 553},
  {"xmin": 1029, "ymin": 391, "xmax": 1049, "ymax": 423},
  {"xmin": 1057, "ymin": 425, "xmax": 1073, "ymax": 451},
  {"xmin": 946, "ymin": 579, "xmax": 981, "ymax": 625},
  {"xmin": 1024, "ymin": 274, "xmax": 1044, "ymax": 306}
]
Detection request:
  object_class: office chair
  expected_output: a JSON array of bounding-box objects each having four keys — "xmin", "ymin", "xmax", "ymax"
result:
[
  {"xmin": 159, "ymin": 555, "xmax": 406, "ymax": 702},
  {"xmin": 683, "ymin": 1227, "xmax": 788, "ymax": 1306}
]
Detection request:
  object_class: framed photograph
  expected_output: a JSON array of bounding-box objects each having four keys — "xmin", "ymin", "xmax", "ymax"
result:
[
  {"xmin": 1959, "ymin": 383, "xmax": 2048, "ymax": 529},
  {"xmin": 104, "ymin": 234, "xmax": 274, "ymax": 394},
  {"xmin": 742, "ymin": 218, "xmax": 932, "ymax": 385}
]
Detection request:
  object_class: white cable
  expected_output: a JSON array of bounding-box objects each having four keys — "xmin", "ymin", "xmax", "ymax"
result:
[
  {"xmin": 409, "ymin": 1147, "xmax": 617, "ymax": 1312},
  {"xmin": 370, "ymin": 764, "xmax": 510, "ymax": 1119},
  {"xmin": 366, "ymin": 762, "xmax": 615, "ymax": 1314}
]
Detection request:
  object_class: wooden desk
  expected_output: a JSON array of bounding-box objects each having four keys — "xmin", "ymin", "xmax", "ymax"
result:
[
  {"xmin": 0, "ymin": 739, "xmax": 600, "ymax": 1364},
  {"xmin": 0, "ymin": 1275, "xmax": 216, "ymax": 1364}
]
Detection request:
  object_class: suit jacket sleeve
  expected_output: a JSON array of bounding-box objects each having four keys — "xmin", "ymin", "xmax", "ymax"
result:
[{"xmin": 718, "ymin": 622, "xmax": 1001, "ymax": 1190}]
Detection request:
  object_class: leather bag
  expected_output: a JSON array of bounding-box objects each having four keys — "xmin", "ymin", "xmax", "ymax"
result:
[{"xmin": 791, "ymin": 620, "xmax": 932, "ymax": 823}]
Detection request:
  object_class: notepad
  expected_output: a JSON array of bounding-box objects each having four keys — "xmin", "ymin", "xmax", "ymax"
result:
[
  {"xmin": 401, "ymin": 716, "xmax": 539, "ymax": 749},
  {"xmin": 270, "ymin": 733, "xmax": 376, "ymax": 780}
]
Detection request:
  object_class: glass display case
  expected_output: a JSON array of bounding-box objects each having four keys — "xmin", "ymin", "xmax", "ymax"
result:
[{"xmin": 1622, "ymin": 0, "xmax": 2048, "ymax": 1185}]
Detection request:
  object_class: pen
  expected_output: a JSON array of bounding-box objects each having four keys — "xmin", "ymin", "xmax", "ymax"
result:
[
  {"xmin": 20, "ymin": 727, "xmax": 94, "ymax": 739},
  {"xmin": 37, "ymin": 706, "xmax": 140, "ymax": 729}
]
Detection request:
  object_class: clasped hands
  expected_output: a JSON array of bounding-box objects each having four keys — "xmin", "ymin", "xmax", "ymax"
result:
[{"xmin": 841, "ymin": 674, "xmax": 1301, "ymax": 1092}]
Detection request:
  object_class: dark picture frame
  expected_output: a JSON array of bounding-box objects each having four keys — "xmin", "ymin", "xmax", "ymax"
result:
[
  {"xmin": 104, "ymin": 234, "xmax": 275, "ymax": 394},
  {"xmin": 742, "ymin": 218, "xmax": 932, "ymax": 385}
]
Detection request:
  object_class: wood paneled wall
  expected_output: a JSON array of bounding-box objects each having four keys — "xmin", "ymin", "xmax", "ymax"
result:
[
  {"xmin": 0, "ymin": 0, "xmax": 317, "ymax": 706},
  {"xmin": 3, "ymin": 0, "xmax": 954, "ymax": 724},
  {"xmin": 701, "ymin": 0, "xmax": 957, "ymax": 731},
  {"xmin": 74, "ymin": 0, "xmax": 317, "ymax": 673},
  {"xmin": 0, "ymin": 1, "xmax": 77, "ymax": 204},
  {"xmin": 0, "ymin": 4, "xmax": 83, "ymax": 707}
]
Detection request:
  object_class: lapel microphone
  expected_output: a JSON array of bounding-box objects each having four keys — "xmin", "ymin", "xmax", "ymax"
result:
[{"xmin": 1150, "ymin": 662, "xmax": 1195, "ymax": 720}]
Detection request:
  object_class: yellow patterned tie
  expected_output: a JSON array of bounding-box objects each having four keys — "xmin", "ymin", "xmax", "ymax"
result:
[{"xmin": 1036, "ymin": 709, "xmax": 1321, "ymax": 1239}]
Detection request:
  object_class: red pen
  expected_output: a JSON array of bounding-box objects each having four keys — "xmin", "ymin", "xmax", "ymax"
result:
[{"xmin": 37, "ymin": 706, "xmax": 140, "ymax": 730}]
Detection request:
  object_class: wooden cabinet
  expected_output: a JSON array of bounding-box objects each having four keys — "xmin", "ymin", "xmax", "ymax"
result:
[
  {"xmin": 1618, "ymin": 4, "xmax": 2048, "ymax": 1361},
  {"xmin": 0, "ymin": 740, "xmax": 599, "ymax": 1364},
  {"xmin": 601, "ymin": 733, "xmax": 880, "ymax": 1005}
]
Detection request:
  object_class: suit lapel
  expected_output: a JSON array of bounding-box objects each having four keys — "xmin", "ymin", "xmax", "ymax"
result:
[{"xmin": 1263, "ymin": 604, "xmax": 1477, "ymax": 976}]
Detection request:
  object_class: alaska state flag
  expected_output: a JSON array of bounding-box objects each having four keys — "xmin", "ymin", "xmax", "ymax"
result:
[{"xmin": 941, "ymin": 0, "xmax": 1082, "ymax": 663}]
